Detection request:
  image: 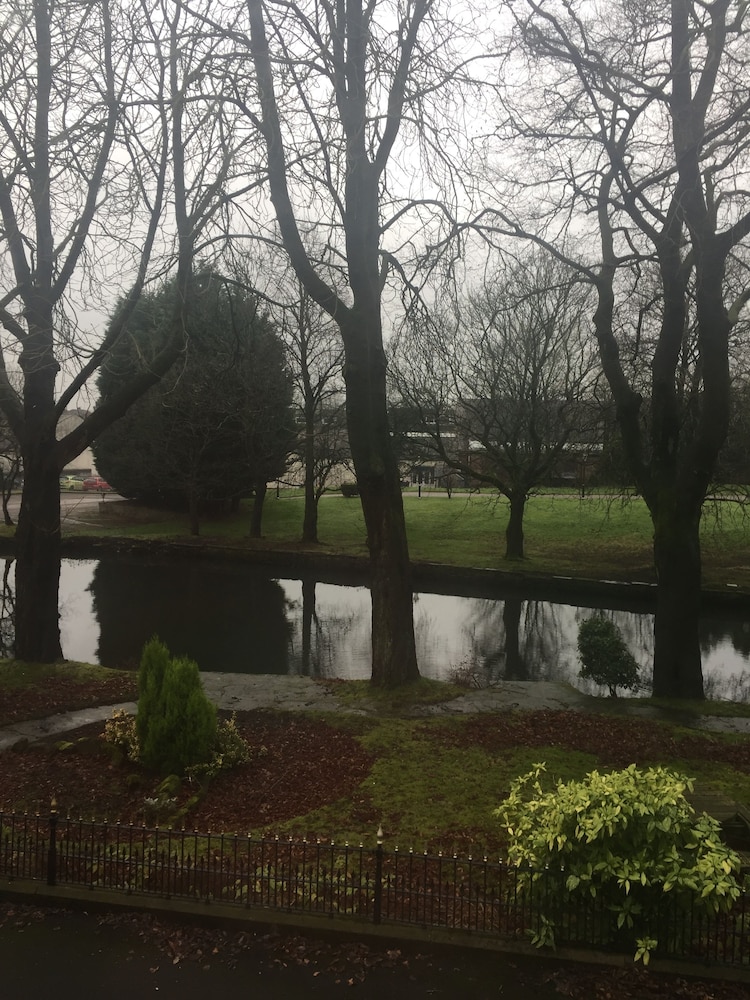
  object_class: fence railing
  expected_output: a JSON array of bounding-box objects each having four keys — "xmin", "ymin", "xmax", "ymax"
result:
[{"xmin": 1, "ymin": 808, "xmax": 749, "ymax": 967}]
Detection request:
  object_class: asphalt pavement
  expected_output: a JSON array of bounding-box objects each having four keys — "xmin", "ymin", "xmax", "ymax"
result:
[{"xmin": 0, "ymin": 900, "xmax": 566, "ymax": 1000}]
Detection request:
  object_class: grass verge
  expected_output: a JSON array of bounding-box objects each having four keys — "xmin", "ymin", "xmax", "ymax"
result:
[
  {"xmin": 0, "ymin": 660, "xmax": 125, "ymax": 689},
  {"xmin": 59, "ymin": 491, "xmax": 750, "ymax": 589}
]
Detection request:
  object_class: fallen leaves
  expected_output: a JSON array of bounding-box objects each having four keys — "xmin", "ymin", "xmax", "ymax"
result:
[
  {"xmin": 2, "ymin": 901, "xmax": 749, "ymax": 998},
  {"xmin": 424, "ymin": 710, "xmax": 750, "ymax": 772},
  {"xmin": 0, "ymin": 672, "xmax": 137, "ymax": 726},
  {"xmin": 0, "ymin": 710, "xmax": 374, "ymax": 831}
]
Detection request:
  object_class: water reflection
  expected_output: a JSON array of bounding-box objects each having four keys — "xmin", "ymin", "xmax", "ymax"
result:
[
  {"xmin": 0, "ymin": 558, "xmax": 14, "ymax": 659},
  {"xmin": 2, "ymin": 555, "xmax": 749, "ymax": 700},
  {"xmin": 91, "ymin": 558, "xmax": 293, "ymax": 674}
]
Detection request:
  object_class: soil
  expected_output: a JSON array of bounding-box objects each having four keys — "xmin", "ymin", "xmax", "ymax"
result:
[
  {"xmin": 427, "ymin": 709, "xmax": 750, "ymax": 772},
  {"xmin": 0, "ymin": 710, "xmax": 375, "ymax": 830}
]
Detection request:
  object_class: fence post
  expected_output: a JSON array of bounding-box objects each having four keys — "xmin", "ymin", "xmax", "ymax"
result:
[
  {"xmin": 373, "ymin": 825, "xmax": 384, "ymax": 925},
  {"xmin": 46, "ymin": 798, "xmax": 58, "ymax": 886}
]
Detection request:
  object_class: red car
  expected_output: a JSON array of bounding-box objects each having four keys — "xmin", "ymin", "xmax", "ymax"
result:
[{"xmin": 83, "ymin": 476, "xmax": 112, "ymax": 492}]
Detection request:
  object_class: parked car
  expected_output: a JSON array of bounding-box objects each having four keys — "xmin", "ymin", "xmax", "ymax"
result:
[
  {"xmin": 83, "ymin": 476, "xmax": 112, "ymax": 492},
  {"xmin": 59, "ymin": 475, "xmax": 85, "ymax": 491}
]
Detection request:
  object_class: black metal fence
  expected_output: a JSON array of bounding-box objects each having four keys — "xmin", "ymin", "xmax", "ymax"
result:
[{"xmin": 1, "ymin": 808, "xmax": 749, "ymax": 966}]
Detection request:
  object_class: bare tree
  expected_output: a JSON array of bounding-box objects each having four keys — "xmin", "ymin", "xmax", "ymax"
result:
[
  {"xmin": 393, "ymin": 254, "xmax": 600, "ymax": 558},
  {"xmin": 0, "ymin": 0, "xmax": 237, "ymax": 660},
  {"xmin": 279, "ymin": 287, "xmax": 347, "ymax": 544},
  {"xmin": 222, "ymin": 0, "xmax": 479, "ymax": 686},
  {"xmin": 477, "ymin": 0, "xmax": 750, "ymax": 698}
]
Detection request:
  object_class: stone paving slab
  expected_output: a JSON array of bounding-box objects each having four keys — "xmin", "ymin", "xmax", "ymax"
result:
[
  {"xmin": 1, "ymin": 675, "xmax": 749, "ymax": 752},
  {"xmin": 0, "ymin": 701, "xmax": 138, "ymax": 750},
  {"xmin": 0, "ymin": 677, "xmax": 592, "ymax": 749}
]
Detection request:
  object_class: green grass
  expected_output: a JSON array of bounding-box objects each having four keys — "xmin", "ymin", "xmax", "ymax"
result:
[
  {"xmin": 271, "ymin": 712, "xmax": 750, "ymax": 851},
  {"xmin": 626, "ymin": 697, "xmax": 750, "ymax": 719},
  {"xmin": 678, "ymin": 758, "xmax": 750, "ymax": 805},
  {"xmin": 0, "ymin": 659, "xmax": 126, "ymax": 690},
  {"xmin": 274, "ymin": 715, "xmax": 602, "ymax": 851},
  {"xmin": 65, "ymin": 490, "xmax": 750, "ymax": 590},
  {"xmin": 325, "ymin": 677, "xmax": 465, "ymax": 712}
]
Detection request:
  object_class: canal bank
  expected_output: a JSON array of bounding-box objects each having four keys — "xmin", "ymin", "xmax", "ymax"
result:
[{"xmin": 42, "ymin": 532, "xmax": 748, "ymax": 614}]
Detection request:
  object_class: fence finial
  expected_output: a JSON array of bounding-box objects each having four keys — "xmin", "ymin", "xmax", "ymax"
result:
[{"xmin": 376, "ymin": 824, "xmax": 384, "ymax": 845}]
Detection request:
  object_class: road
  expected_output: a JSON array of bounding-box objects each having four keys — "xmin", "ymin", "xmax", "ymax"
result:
[
  {"xmin": 0, "ymin": 901, "xmax": 565, "ymax": 1000},
  {"xmin": 3, "ymin": 490, "xmax": 118, "ymax": 529}
]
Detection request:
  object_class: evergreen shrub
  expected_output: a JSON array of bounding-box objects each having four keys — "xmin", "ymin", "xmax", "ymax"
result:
[
  {"xmin": 578, "ymin": 615, "xmax": 640, "ymax": 696},
  {"xmin": 496, "ymin": 763, "xmax": 741, "ymax": 962},
  {"xmin": 136, "ymin": 637, "xmax": 217, "ymax": 775}
]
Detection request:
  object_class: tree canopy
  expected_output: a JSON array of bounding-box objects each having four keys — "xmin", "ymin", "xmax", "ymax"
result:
[
  {"xmin": 392, "ymin": 254, "xmax": 601, "ymax": 558},
  {"xmin": 95, "ymin": 270, "xmax": 294, "ymax": 530},
  {"xmin": 0, "ymin": 0, "xmax": 236, "ymax": 660}
]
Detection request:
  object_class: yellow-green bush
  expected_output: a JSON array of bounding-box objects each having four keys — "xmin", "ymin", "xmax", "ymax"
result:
[{"xmin": 496, "ymin": 763, "xmax": 741, "ymax": 961}]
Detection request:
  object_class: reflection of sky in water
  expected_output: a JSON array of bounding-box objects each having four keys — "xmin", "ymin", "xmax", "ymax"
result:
[
  {"xmin": 21, "ymin": 559, "xmax": 750, "ymax": 701},
  {"xmin": 57, "ymin": 560, "xmax": 99, "ymax": 665}
]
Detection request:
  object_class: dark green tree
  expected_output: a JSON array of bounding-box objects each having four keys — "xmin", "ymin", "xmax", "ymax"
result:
[
  {"xmin": 94, "ymin": 269, "xmax": 295, "ymax": 534},
  {"xmin": 578, "ymin": 616, "xmax": 640, "ymax": 698}
]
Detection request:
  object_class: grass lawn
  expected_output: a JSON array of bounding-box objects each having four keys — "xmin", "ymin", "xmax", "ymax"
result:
[{"xmin": 61, "ymin": 490, "xmax": 750, "ymax": 590}]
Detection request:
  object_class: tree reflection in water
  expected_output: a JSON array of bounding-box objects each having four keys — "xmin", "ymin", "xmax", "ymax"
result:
[
  {"xmin": 0, "ymin": 558, "xmax": 14, "ymax": 658},
  {"xmin": 0, "ymin": 555, "xmax": 746, "ymax": 700},
  {"xmin": 461, "ymin": 597, "xmax": 565, "ymax": 685},
  {"xmin": 90, "ymin": 558, "xmax": 293, "ymax": 673},
  {"xmin": 291, "ymin": 575, "xmax": 363, "ymax": 678}
]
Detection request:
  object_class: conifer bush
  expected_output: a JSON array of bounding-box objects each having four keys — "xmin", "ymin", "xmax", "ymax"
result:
[
  {"xmin": 136, "ymin": 637, "xmax": 217, "ymax": 775},
  {"xmin": 577, "ymin": 615, "xmax": 640, "ymax": 697},
  {"xmin": 136, "ymin": 636, "xmax": 170, "ymax": 757}
]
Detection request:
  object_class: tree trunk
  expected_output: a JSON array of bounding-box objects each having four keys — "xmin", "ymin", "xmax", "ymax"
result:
[
  {"xmin": 1, "ymin": 477, "xmax": 12, "ymax": 527},
  {"xmin": 250, "ymin": 481, "xmax": 267, "ymax": 538},
  {"xmin": 651, "ymin": 502, "xmax": 704, "ymax": 699},
  {"xmin": 3, "ymin": 455, "xmax": 20, "ymax": 526},
  {"xmin": 14, "ymin": 453, "xmax": 63, "ymax": 662},
  {"xmin": 188, "ymin": 488, "xmax": 200, "ymax": 536},
  {"xmin": 342, "ymin": 318, "xmax": 419, "ymax": 689},
  {"xmin": 301, "ymin": 409, "xmax": 318, "ymax": 543},
  {"xmin": 505, "ymin": 490, "xmax": 527, "ymax": 560}
]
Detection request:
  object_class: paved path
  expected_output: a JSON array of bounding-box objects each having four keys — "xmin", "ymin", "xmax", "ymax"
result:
[
  {"xmin": 0, "ymin": 676, "xmax": 593, "ymax": 749},
  {"xmin": 2, "ymin": 674, "xmax": 748, "ymax": 751}
]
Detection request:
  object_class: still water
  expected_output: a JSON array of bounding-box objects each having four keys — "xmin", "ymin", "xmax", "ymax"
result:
[{"xmin": 4, "ymin": 555, "xmax": 750, "ymax": 699}]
